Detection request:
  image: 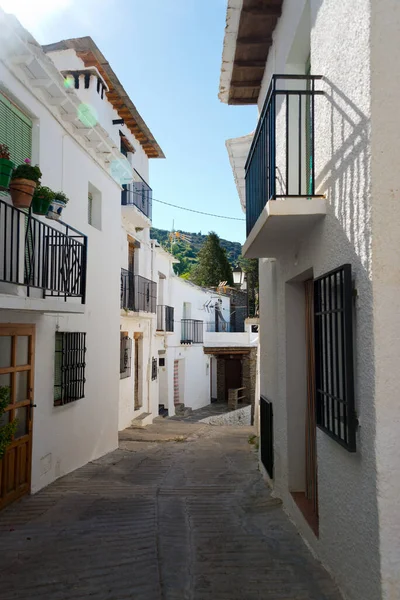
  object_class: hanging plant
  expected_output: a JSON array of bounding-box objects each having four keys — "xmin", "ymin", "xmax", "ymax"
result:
[
  {"xmin": 47, "ymin": 190, "xmax": 69, "ymax": 221},
  {"xmin": 0, "ymin": 143, "xmax": 15, "ymax": 190},
  {"xmin": 0, "ymin": 386, "xmax": 17, "ymax": 460},
  {"xmin": 9, "ymin": 159, "xmax": 42, "ymax": 209},
  {"xmin": 32, "ymin": 185, "xmax": 55, "ymax": 216}
]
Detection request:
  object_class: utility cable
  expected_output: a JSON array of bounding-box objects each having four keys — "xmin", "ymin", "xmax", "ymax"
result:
[{"xmin": 151, "ymin": 197, "xmax": 245, "ymax": 221}]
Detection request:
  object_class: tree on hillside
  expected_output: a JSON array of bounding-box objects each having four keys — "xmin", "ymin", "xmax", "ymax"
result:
[
  {"xmin": 239, "ymin": 255, "xmax": 259, "ymax": 317},
  {"xmin": 191, "ymin": 232, "xmax": 233, "ymax": 287}
]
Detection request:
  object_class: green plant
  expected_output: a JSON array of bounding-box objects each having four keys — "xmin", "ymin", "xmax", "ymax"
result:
[
  {"xmin": 0, "ymin": 144, "xmax": 10, "ymax": 160},
  {"xmin": 191, "ymin": 232, "xmax": 233, "ymax": 287},
  {"xmin": 53, "ymin": 191, "xmax": 69, "ymax": 204},
  {"xmin": 33, "ymin": 185, "xmax": 55, "ymax": 202},
  {"xmin": 0, "ymin": 386, "xmax": 17, "ymax": 460},
  {"xmin": 12, "ymin": 159, "xmax": 42, "ymax": 183}
]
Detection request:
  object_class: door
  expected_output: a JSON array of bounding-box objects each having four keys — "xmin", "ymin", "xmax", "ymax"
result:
[
  {"xmin": 305, "ymin": 280, "xmax": 318, "ymax": 518},
  {"xmin": 134, "ymin": 333, "xmax": 142, "ymax": 410},
  {"xmin": 0, "ymin": 324, "xmax": 35, "ymax": 510},
  {"xmin": 225, "ymin": 358, "xmax": 242, "ymax": 400}
]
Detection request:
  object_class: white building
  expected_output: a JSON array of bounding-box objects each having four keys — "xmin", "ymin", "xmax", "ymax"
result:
[
  {"xmin": 0, "ymin": 14, "xmax": 162, "ymax": 509},
  {"xmin": 219, "ymin": 2, "xmax": 400, "ymax": 600}
]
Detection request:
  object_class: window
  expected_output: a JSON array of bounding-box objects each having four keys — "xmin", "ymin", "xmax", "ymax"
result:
[
  {"xmin": 54, "ymin": 332, "xmax": 86, "ymax": 406},
  {"xmin": 0, "ymin": 92, "xmax": 32, "ymax": 165},
  {"xmin": 87, "ymin": 183, "xmax": 102, "ymax": 230},
  {"xmin": 120, "ymin": 333, "xmax": 132, "ymax": 379},
  {"xmin": 314, "ymin": 264, "xmax": 357, "ymax": 452},
  {"xmin": 151, "ymin": 357, "xmax": 158, "ymax": 381},
  {"xmin": 159, "ymin": 357, "xmax": 165, "ymax": 367}
]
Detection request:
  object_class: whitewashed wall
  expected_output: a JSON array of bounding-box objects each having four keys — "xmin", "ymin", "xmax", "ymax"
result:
[
  {"xmin": 0, "ymin": 57, "xmax": 121, "ymax": 493},
  {"xmin": 250, "ymin": 2, "xmax": 381, "ymax": 600}
]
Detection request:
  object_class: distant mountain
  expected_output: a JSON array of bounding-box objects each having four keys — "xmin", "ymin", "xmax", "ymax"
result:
[{"xmin": 151, "ymin": 227, "xmax": 242, "ymax": 268}]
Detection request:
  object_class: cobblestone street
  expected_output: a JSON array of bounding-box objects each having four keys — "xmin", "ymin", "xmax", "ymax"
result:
[{"xmin": 0, "ymin": 421, "xmax": 341, "ymax": 599}]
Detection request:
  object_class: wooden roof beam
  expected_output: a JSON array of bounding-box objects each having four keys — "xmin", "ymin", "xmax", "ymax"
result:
[
  {"xmin": 237, "ymin": 36, "xmax": 272, "ymax": 45},
  {"xmin": 234, "ymin": 59, "xmax": 266, "ymax": 68},
  {"xmin": 231, "ymin": 80, "xmax": 262, "ymax": 88},
  {"xmin": 242, "ymin": 6, "xmax": 282, "ymax": 16}
]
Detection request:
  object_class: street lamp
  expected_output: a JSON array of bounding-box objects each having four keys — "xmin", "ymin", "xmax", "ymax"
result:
[{"xmin": 232, "ymin": 265, "xmax": 245, "ymax": 288}]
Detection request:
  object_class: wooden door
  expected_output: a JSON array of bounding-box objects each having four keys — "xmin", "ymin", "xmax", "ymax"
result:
[
  {"xmin": 0, "ymin": 324, "xmax": 35, "ymax": 510},
  {"xmin": 225, "ymin": 358, "xmax": 242, "ymax": 400}
]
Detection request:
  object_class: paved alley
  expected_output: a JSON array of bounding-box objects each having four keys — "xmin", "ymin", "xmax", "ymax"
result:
[{"xmin": 0, "ymin": 421, "xmax": 341, "ymax": 600}]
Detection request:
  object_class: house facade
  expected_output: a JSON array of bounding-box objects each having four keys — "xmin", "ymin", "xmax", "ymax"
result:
[
  {"xmin": 219, "ymin": 1, "xmax": 400, "ymax": 600},
  {"xmin": 0, "ymin": 14, "xmax": 163, "ymax": 508}
]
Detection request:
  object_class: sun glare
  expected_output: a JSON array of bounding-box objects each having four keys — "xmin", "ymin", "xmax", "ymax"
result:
[{"xmin": 0, "ymin": 0, "xmax": 72, "ymax": 29}]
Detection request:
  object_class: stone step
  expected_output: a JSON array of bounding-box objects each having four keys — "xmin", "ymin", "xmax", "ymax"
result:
[{"xmin": 130, "ymin": 412, "xmax": 153, "ymax": 428}]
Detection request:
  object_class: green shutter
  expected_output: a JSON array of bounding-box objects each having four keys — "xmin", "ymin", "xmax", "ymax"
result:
[{"xmin": 0, "ymin": 92, "xmax": 32, "ymax": 166}]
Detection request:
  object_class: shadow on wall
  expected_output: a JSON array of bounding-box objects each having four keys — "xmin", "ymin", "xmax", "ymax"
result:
[{"xmin": 307, "ymin": 77, "xmax": 380, "ymax": 600}]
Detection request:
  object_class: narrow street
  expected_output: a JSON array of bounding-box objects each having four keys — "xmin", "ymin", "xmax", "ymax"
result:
[{"xmin": 0, "ymin": 421, "xmax": 341, "ymax": 600}]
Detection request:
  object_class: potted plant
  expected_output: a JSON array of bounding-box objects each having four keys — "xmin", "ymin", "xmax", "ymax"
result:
[
  {"xmin": 0, "ymin": 144, "xmax": 14, "ymax": 190},
  {"xmin": 9, "ymin": 159, "xmax": 42, "ymax": 209},
  {"xmin": 32, "ymin": 185, "xmax": 55, "ymax": 216},
  {"xmin": 47, "ymin": 190, "xmax": 69, "ymax": 221}
]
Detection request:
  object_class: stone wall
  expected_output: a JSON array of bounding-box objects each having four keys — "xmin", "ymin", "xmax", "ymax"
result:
[
  {"xmin": 199, "ymin": 404, "xmax": 251, "ymax": 426},
  {"xmin": 217, "ymin": 358, "xmax": 226, "ymax": 402}
]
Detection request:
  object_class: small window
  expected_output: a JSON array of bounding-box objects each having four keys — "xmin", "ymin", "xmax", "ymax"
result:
[
  {"xmin": 88, "ymin": 183, "xmax": 102, "ymax": 230},
  {"xmin": 120, "ymin": 333, "xmax": 132, "ymax": 379},
  {"xmin": 314, "ymin": 264, "xmax": 357, "ymax": 451},
  {"xmin": 151, "ymin": 357, "xmax": 158, "ymax": 381},
  {"xmin": 54, "ymin": 332, "xmax": 86, "ymax": 406},
  {"xmin": 88, "ymin": 192, "xmax": 93, "ymax": 225},
  {"xmin": 159, "ymin": 357, "xmax": 165, "ymax": 367}
]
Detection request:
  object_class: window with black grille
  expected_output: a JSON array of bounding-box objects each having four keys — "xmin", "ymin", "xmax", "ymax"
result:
[
  {"xmin": 151, "ymin": 357, "xmax": 158, "ymax": 381},
  {"xmin": 159, "ymin": 357, "xmax": 165, "ymax": 367},
  {"xmin": 54, "ymin": 332, "xmax": 86, "ymax": 406},
  {"xmin": 314, "ymin": 264, "xmax": 357, "ymax": 452},
  {"xmin": 120, "ymin": 334, "xmax": 132, "ymax": 379}
]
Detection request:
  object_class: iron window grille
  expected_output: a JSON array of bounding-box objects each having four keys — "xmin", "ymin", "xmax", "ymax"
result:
[
  {"xmin": 159, "ymin": 357, "xmax": 165, "ymax": 367},
  {"xmin": 157, "ymin": 305, "xmax": 174, "ymax": 332},
  {"xmin": 54, "ymin": 332, "xmax": 86, "ymax": 406},
  {"xmin": 120, "ymin": 334, "xmax": 132, "ymax": 379},
  {"xmin": 181, "ymin": 319, "xmax": 203, "ymax": 344},
  {"xmin": 260, "ymin": 396, "xmax": 274, "ymax": 478},
  {"xmin": 151, "ymin": 357, "xmax": 158, "ymax": 381},
  {"xmin": 314, "ymin": 264, "xmax": 357, "ymax": 452}
]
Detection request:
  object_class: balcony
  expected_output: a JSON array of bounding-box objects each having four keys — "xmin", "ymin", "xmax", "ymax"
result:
[
  {"xmin": 157, "ymin": 305, "xmax": 174, "ymax": 332},
  {"xmin": 181, "ymin": 319, "xmax": 203, "ymax": 344},
  {"xmin": 0, "ymin": 198, "xmax": 87, "ymax": 310},
  {"xmin": 121, "ymin": 169, "xmax": 152, "ymax": 228},
  {"xmin": 243, "ymin": 75, "xmax": 327, "ymax": 259},
  {"xmin": 120, "ymin": 269, "xmax": 157, "ymax": 314}
]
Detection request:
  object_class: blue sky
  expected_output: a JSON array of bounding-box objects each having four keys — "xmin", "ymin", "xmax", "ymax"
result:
[{"xmin": 2, "ymin": 0, "xmax": 256, "ymax": 243}]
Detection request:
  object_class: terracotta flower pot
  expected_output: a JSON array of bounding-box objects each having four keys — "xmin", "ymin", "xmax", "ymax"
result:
[
  {"xmin": 9, "ymin": 178, "xmax": 37, "ymax": 209},
  {"xmin": 0, "ymin": 158, "xmax": 15, "ymax": 190}
]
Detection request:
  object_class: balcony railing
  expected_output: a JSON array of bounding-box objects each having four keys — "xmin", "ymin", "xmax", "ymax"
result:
[
  {"xmin": 181, "ymin": 319, "xmax": 203, "ymax": 344},
  {"xmin": 157, "ymin": 305, "xmax": 174, "ymax": 332},
  {"xmin": 121, "ymin": 169, "xmax": 152, "ymax": 220},
  {"xmin": 0, "ymin": 198, "xmax": 87, "ymax": 303},
  {"xmin": 206, "ymin": 322, "xmax": 245, "ymax": 333},
  {"xmin": 120, "ymin": 269, "xmax": 157, "ymax": 313},
  {"xmin": 245, "ymin": 74, "xmax": 324, "ymax": 236}
]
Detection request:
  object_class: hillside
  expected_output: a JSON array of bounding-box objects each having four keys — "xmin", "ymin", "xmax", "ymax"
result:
[{"xmin": 151, "ymin": 227, "xmax": 242, "ymax": 268}]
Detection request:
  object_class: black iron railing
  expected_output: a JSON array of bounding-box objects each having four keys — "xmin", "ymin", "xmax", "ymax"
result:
[
  {"xmin": 120, "ymin": 269, "xmax": 157, "ymax": 313},
  {"xmin": 181, "ymin": 319, "xmax": 203, "ymax": 344},
  {"xmin": 157, "ymin": 305, "xmax": 174, "ymax": 332},
  {"xmin": 121, "ymin": 169, "xmax": 152, "ymax": 220},
  {"xmin": 245, "ymin": 74, "xmax": 324, "ymax": 236},
  {"xmin": 0, "ymin": 198, "xmax": 87, "ymax": 303}
]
